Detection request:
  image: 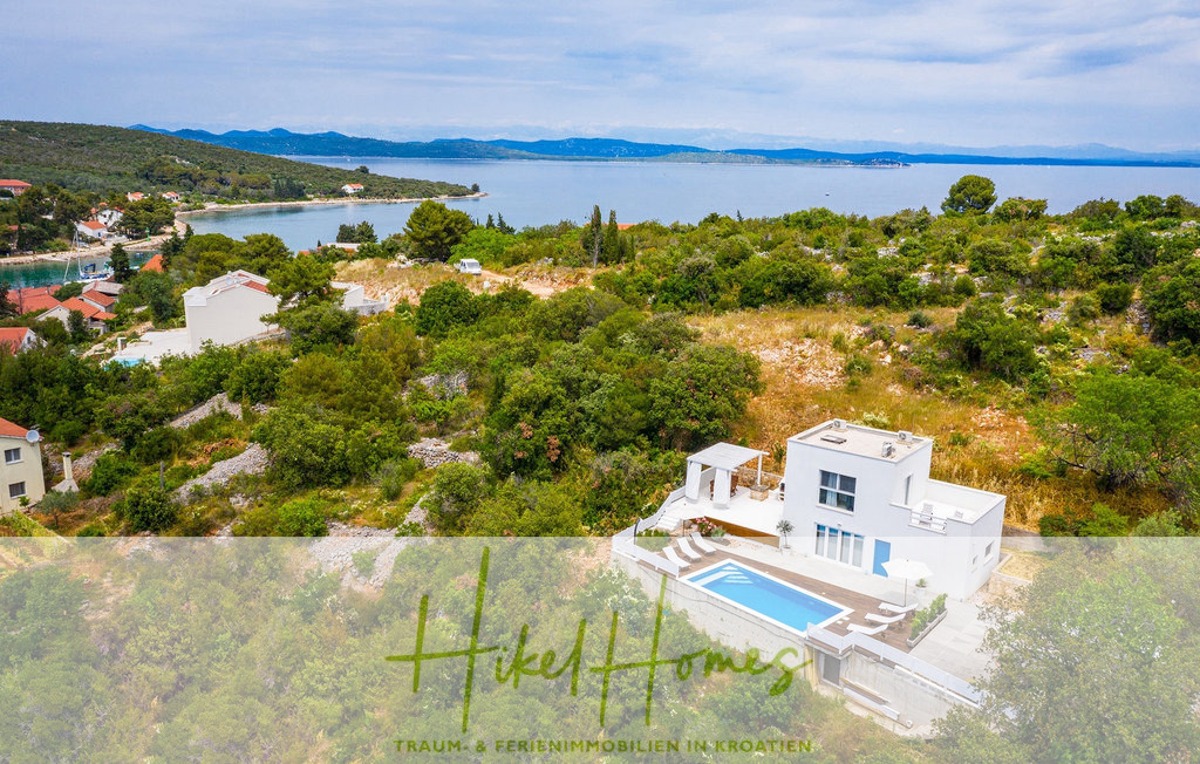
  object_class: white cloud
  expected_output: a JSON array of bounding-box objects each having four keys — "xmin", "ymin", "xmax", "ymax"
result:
[{"xmin": 4, "ymin": 1, "xmax": 1198, "ymax": 150}]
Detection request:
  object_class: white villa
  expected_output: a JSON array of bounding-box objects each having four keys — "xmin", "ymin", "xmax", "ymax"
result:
[
  {"xmin": 613, "ymin": 418, "xmax": 1008, "ymax": 734},
  {"xmin": 183, "ymin": 270, "xmax": 388, "ymax": 353},
  {"xmin": 183, "ymin": 270, "xmax": 279, "ymax": 353},
  {"xmin": 663, "ymin": 419, "xmax": 1003, "ymax": 599}
]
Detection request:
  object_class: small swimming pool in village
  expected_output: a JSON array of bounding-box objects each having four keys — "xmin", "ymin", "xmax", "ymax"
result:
[{"xmin": 685, "ymin": 561, "xmax": 849, "ymax": 635}]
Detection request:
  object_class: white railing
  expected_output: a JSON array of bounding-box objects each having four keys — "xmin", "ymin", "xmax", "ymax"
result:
[
  {"xmin": 807, "ymin": 625, "xmax": 981, "ymax": 706},
  {"xmin": 611, "ymin": 487, "xmax": 687, "ymax": 576}
]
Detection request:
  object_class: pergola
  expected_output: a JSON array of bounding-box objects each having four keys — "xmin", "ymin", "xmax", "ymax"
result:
[{"xmin": 684, "ymin": 443, "xmax": 768, "ymax": 509}]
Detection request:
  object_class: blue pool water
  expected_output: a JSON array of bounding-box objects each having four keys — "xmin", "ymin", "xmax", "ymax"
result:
[{"xmin": 686, "ymin": 561, "xmax": 847, "ymax": 634}]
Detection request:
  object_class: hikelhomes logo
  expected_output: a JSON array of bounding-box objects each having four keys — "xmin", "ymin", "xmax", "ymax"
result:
[{"xmin": 386, "ymin": 546, "xmax": 810, "ymax": 733}]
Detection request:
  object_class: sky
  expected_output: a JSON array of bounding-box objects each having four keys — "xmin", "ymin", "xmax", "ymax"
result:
[{"xmin": 7, "ymin": 1, "xmax": 1200, "ymax": 152}]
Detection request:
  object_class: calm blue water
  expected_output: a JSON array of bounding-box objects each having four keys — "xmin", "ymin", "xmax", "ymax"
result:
[
  {"xmin": 0, "ymin": 252, "xmax": 152, "ymax": 289},
  {"xmin": 177, "ymin": 158, "xmax": 1200, "ymax": 252},
  {"xmin": 8, "ymin": 159, "xmax": 1200, "ymax": 282},
  {"xmin": 687, "ymin": 561, "xmax": 845, "ymax": 633}
]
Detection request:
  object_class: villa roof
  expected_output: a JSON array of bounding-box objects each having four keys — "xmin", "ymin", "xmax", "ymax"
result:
[
  {"xmin": 140, "ymin": 253, "xmax": 165, "ymax": 272},
  {"xmin": 80, "ymin": 220, "xmax": 106, "ymax": 231},
  {"xmin": 0, "ymin": 180, "xmax": 31, "ymax": 189},
  {"xmin": 687, "ymin": 442, "xmax": 767, "ymax": 471},
  {"xmin": 0, "ymin": 416, "xmax": 30, "ymax": 439}
]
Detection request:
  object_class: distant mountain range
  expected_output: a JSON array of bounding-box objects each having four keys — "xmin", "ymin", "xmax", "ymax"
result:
[{"xmin": 131, "ymin": 126, "xmax": 1200, "ymax": 168}]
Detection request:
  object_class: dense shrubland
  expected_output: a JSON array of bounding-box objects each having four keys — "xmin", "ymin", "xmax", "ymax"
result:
[{"xmin": 4, "ymin": 176, "xmax": 1200, "ymax": 537}]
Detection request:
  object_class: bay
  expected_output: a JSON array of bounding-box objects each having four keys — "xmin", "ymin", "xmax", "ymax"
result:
[
  {"xmin": 0, "ymin": 251, "xmax": 151, "ymax": 290},
  {"xmin": 181, "ymin": 158, "xmax": 1200, "ymax": 253}
]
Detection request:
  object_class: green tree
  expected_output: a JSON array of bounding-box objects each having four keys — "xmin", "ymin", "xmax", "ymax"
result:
[
  {"xmin": 414, "ymin": 281, "xmax": 478, "ymax": 338},
  {"xmin": 581, "ymin": 205, "xmax": 603, "ymax": 267},
  {"xmin": 122, "ymin": 482, "xmax": 178, "ymax": 533},
  {"xmin": 992, "ymin": 196, "xmax": 1047, "ymax": 222},
  {"xmin": 648, "ymin": 344, "xmax": 763, "ymax": 450},
  {"xmin": 947, "ymin": 299, "xmax": 1040, "ymax": 382},
  {"xmin": 1038, "ymin": 368, "xmax": 1200, "ymax": 493},
  {"xmin": 935, "ymin": 547, "xmax": 1200, "ymax": 763},
  {"xmin": 274, "ymin": 301, "xmax": 357, "ymax": 354},
  {"xmin": 1143, "ymin": 258, "xmax": 1200, "ymax": 343},
  {"xmin": 941, "ymin": 175, "xmax": 997, "ymax": 214},
  {"xmin": 267, "ymin": 256, "xmax": 335, "ymax": 306},
  {"xmin": 426, "ymin": 462, "xmax": 491, "ymax": 534},
  {"xmin": 404, "ymin": 201, "xmax": 473, "ymax": 261},
  {"xmin": 108, "ymin": 243, "xmax": 134, "ymax": 283}
]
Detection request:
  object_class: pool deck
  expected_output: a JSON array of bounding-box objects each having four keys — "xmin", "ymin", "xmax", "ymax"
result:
[{"xmin": 656, "ymin": 541, "xmax": 920, "ymax": 654}]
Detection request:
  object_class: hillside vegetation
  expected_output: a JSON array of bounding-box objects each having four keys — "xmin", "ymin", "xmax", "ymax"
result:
[{"xmin": 0, "ymin": 121, "xmax": 473, "ymax": 199}]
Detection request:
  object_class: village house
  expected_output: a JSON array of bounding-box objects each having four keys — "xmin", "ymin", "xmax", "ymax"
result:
[
  {"xmin": 183, "ymin": 270, "xmax": 280, "ymax": 353},
  {"xmin": 126, "ymin": 191, "xmax": 145, "ymax": 202},
  {"xmin": 76, "ymin": 220, "xmax": 110, "ymax": 241},
  {"xmin": 0, "ymin": 179, "xmax": 32, "ymax": 197},
  {"xmin": 161, "ymin": 191, "xmax": 180, "ymax": 202},
  {"xmin": 5, "ymin": 286, "xmax": 62, "ymax": 316},
  {"xmin": 340, "ymin": 183, "xmax": 364, "ymax": 194},
  {"xmin": 140, "ymin": 253, "xmax": 165, "ymax": 273},
  {"xmin": 0, "ymin": 327, "xmax": 43, "ymax": 354},
  {"xmin": 59, "ymin": 296, "xmax": 116, "ymax": 333},
  {"xmin": 0, "ymin": 417, "xmax": 45, "ymax": 515},
  {"xmin": 183, "ymin": 269, "xmax": 387, "ymax": 353}
]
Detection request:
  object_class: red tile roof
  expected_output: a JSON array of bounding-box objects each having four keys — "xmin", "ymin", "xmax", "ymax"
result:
[
  {"xmin": 0, "ymin": 327, "xmax": 31, "ymax": 353},
  {"xmin": 61, "ymin": 296, "xmax": 114, "ymax": 321},
  {"xmin": 243, "ymin": 280, "xmax": 271, "ymax": 294},
  {"xmin": 7, "ymin": 288, "xmax": 63, "ymax": 315},
  {"xmin": 80, "ymin": 220, "xmax": 107, "ymax": 231},
  {"xmin": 0, "ymin": 180, "xmax": 31, "ymax": 189},
  {"xmin": 141, "ymin": 253, "xmax": 165, "ymax": 272},
  {"xmin": 82, "ymin": 291, "xmax": 117, "ymax": 308},
  {"xmin": 0, "ymin": 416, "xmax": 29, "ymax": 438}
]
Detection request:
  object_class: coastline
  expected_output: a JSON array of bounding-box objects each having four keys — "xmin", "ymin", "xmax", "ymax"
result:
[
  {"xmin": 175, "ymin": 191, "xmax": 487, "ymax": 219},
  {"xmin": 0, "ymin": 193, "xmax": 487, "ymax": 266}
]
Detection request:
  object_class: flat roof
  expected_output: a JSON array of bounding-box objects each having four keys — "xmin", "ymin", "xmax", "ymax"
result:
[
  {"xmin": 687, "ymin": 442, "xmax": 766, "ymax": 471},
  {"xmin": 791, "ymin": 420, "xmax": 928, "ymax": 462}
]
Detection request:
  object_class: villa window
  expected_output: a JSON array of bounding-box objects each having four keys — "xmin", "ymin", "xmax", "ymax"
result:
[
  {"xmin": 818, "ymin": 470, "xmax": 856, "ymax": 512},
  {"xmin": 3, "ymin": 447, "xmax": 20, "ymax": 465},
  {"xmin": 8, "ymin": 481, "xmax": 26, "ymax": 499},
  {"xmin": 815, "ymin": 524, "xmax": 864, "ymax": 567}
]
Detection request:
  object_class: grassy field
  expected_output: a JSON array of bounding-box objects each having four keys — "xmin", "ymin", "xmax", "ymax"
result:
[{"xmin": 690, "ymin": 305, "xmax": 1167, "ymax": 531}]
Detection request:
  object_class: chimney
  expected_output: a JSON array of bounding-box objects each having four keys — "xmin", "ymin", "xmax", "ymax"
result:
[{"xmin": 54, "ymin": 451, "xmax": 79, "ymax": 493}]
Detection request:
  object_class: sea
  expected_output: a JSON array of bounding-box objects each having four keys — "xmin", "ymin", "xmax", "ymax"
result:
[{"xmin": 5, "ymin": 158, "xmax": 1200, "ymax": 287}]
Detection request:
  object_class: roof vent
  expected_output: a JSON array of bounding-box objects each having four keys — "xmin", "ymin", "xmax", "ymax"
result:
[
  {"xmin": 832, "ymin": 419, "xmax": 846, "ymax": 430},
  {"xmin": 820, "ymin": 434, "xmax": 847, "ymax": 445},
  {"xmin": 898, "ymin": 430, "xmax": 913, "ymax": 443},
  {"xmin": 881, "ymin": 442, "xmax": 895, "ymax": 458}
]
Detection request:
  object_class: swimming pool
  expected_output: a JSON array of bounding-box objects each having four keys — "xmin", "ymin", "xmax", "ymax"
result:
[{"xmin": 685, "ymin": 561, "xmax": 850, "ymax": 635}]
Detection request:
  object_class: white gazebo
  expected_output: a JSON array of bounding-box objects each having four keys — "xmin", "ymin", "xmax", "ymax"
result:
[{"xmin": 684, "ymin": 443, "xmax": 767, "ymax": 509}]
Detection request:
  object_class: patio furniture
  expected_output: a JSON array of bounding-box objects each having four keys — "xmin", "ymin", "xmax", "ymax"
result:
[
  {"xmin": 675, "ymin": 536, "xmax": 704, "ymax": 561},
  {"xmin": 865, "ymin": 611, "xmax": 907, "ymax": 626},
  {"xmin": 688, "ymin": 532, "xmax": 718, "ymax": 555},
  {"xmin": 878, "ymin": 602, "xmax": 919, "ymax": 615},
  {"xmin": 662, "ymin": 546, "xmax": 691, "ymax": 570},
  {"xmin": 848, "ymin": 622, "xmax": 888, "ymax": 636}
]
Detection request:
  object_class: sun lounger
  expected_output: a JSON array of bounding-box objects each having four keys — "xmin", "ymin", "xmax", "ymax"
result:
[
  {"xmin": 688, "ymin": 532, "xmax": 718, "ymax": 555},
  {"xmin": 662, "ymin": 546, "xmax": 691, "ymax": 570},
  {"xmin": 878, "ymin": 602, "xmax": 919, "ymax": 615},
  {"xmin": 675, "ymin": 537, "xmax": 703, "ymax": 561},
  {"xmin": 848, "ymin": 622, "xmax": 889, "ymax": 636},
  {"xmin": 865, "ymin": 611, "xmax": 907, "ymax": 626}
]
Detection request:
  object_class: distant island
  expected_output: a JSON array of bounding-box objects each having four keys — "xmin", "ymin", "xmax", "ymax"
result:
[
  {"xmin": 0, "ymin": 121, "xmax": 475, "ymax": 199},
  {"xmin": 134, "ymin": 126, "xmax": 1200, "ymax": 168}
]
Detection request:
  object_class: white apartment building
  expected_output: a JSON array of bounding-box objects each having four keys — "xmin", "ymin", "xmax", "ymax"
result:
[{"xmin": 0, "ymin": 417, "xmax": 45, "ymax": 514}]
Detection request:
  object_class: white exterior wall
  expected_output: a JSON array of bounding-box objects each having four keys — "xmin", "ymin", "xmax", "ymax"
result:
[
  {"xmin": 782, "ymin": 428, "xmax": 1003, "ymax": 600},
  {"xmin": 184, "ymin": 286, "xmax": 280, "ymax": 353},
  {"xmin": 0, "ymin": 437, "xmax": 45, "ymax": 514}
]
